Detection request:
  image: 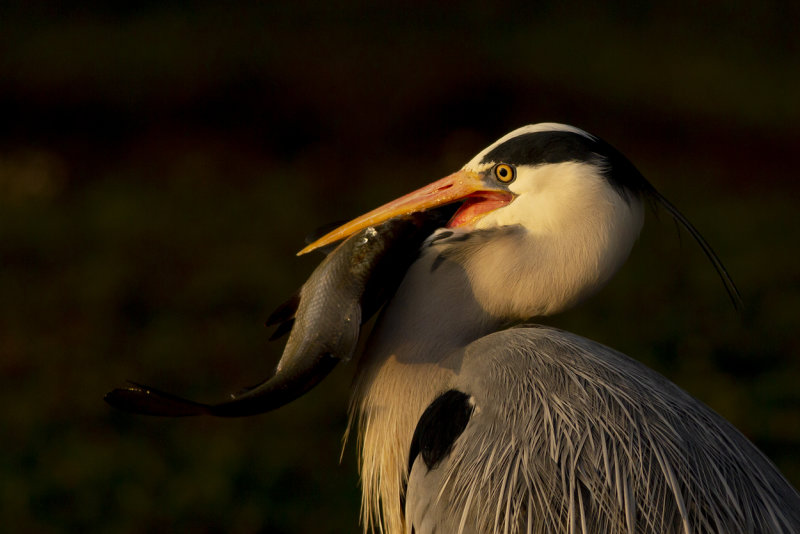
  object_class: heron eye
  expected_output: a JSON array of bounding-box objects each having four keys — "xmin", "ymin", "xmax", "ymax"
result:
[{"xmin": 493, "ymin": 164, "xmax": 515, "ymax": 183}]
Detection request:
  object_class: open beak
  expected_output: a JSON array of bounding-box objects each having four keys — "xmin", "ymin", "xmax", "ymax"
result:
[{"xmin": 298, "ymin": 169, "xmax": 513, "ymax": 255}]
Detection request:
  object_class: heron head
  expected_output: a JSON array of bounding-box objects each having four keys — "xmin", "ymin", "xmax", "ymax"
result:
[
  {"xmin": 301, "ymin": 124, "xmax": 648, "ymax": 251},
  {"xmin": 300, "ymin": 123, "xmax": 739, "ymax": 311}
]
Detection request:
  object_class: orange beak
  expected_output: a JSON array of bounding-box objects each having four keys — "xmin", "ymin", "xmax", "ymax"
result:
[{"xmin": 298, "ymin": 169, "xmax": 512, "ymax": 256}]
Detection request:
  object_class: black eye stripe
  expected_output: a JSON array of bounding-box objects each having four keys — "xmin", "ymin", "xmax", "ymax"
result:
[{"xmin": 479, "ymin": 129, "xmax": 653, "ymax": 199}]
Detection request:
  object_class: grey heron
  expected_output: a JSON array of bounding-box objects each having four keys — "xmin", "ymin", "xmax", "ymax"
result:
[{"xmin": 107, "ymin": 123, "xmax": 800, "ymax": 533}]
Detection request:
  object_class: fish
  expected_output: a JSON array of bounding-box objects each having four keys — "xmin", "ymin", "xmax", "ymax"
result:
[{"xmin": 104, "ymin": 208, "xmax": 453, "ymax": 417}]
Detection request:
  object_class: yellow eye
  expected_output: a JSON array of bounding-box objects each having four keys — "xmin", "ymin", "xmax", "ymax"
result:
[{"xmin": 493, "ymin": 163, "xmax": 515, "ymax": 183}]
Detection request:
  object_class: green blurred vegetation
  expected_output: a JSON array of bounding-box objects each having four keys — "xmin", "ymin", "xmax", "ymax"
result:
[{"xmin": 1, "ymin": 2, "xmax": 798, "ymax": 532}]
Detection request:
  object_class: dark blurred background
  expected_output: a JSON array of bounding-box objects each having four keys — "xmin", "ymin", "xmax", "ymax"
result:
[{"xmin": 1, "ymin": 2, "xmax": 798, "ymax": 532}]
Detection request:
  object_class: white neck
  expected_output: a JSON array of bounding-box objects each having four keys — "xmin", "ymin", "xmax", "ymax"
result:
[{"xmin": 348, "ymin": 244, "xmax": 500, "ymax": 534}]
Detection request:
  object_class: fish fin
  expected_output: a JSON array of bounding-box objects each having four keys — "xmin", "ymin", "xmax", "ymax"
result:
[
  {"xmin": 265, "ymin": 293, "xmax": 300, "ymax": 327},
  {"xmin": 268, "ymin": 318, "xmax": 295, "ymax": 341},
  {"xmin": 104, "ymin": 381, "xmax": 210, "ymax": 417}
]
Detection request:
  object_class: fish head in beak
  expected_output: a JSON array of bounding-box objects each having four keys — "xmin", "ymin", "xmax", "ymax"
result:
[{"xmin": 298, "ymin": 168, "xmax": 515, "ymax": 255}]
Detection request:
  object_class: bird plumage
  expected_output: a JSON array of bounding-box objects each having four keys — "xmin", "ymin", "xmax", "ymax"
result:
[
  {"xmin": 406, "ymin": 326, "xmax": 800, "ymax": 533},
  {"xmin": 343, "ymin": 124, "xmax": 794, "ymax": 533}
]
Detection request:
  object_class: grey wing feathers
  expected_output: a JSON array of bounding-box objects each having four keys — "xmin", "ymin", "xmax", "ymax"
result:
[{"xmin": 406, "ymin": 325, "xmax": 800, "ymax": 534}]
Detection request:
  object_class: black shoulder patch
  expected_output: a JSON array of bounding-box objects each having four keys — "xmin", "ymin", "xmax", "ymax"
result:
[
  {"xmin": 480, "ymin": 130, "xmax": 655, "ymax": 201},
  {"xmin": 408, "ymin": 389, "xmax": 474, "ymax": 473}
]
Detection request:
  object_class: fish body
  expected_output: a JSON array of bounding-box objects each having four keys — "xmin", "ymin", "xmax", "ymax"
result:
[{"xmin": 105, "ymin": 210, "xmax": 450, "ymax": 417}]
